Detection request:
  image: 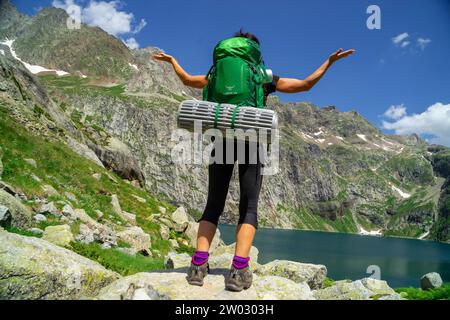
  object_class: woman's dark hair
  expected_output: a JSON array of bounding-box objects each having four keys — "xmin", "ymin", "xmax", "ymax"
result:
[{"xmin": 234, "ymin": 28, "xmax": 260, "ymax": 45}]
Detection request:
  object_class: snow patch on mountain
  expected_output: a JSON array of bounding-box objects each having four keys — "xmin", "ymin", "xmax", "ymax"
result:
[
  {"xmin": 0, "ymin": 39, "xmax": 70, "ymax": 76},
  {"xmin": 391, "ymin": 185, "xmax": 411, "ymax": 199},
  {"xmin": 129, "ymin": 63, "xmax": 139, "ymax": 71},
  {"xmin": 357, "ymin": 134, "xmax": 368, "ymax": 142},
  {"xmin": 359, "ymin": 226, "xmax": 382, "ymax": 236}
]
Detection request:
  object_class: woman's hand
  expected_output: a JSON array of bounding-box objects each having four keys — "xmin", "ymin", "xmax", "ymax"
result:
[
  {"xmin": 329, "ymin": 48, "xmax": 355, "ymax": 63},
  {"xmin": 152, "ymin": 52, "xmax": 174, "ymax": 63}
]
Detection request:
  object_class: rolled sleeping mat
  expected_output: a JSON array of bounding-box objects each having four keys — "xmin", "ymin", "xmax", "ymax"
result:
[{"xmin": 177, "ymin": 100, "xmax": 278, "ymax": 142}]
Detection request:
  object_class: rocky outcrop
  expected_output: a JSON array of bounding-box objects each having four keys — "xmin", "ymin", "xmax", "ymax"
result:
[
  {"xmin": 313, "ymin": 279, "xmax": 401, "ymax": 300},
  {"xmin": 254, "ymin": 276, "xmax": 314, "ymax": 300},
  {"xmin": 171, "ymin": 206, "xmax": 191, "ymax": 232},
  {"xmin": 110, "ymin": 194, "xmax": 137, "ymax": 224},
  {"xmin": 92, "ymin": 137, "xmax": 145, "ymax": 186},
  {"xmin": 66, "ymin": 136, "xmax": 104, "ymax": 168},
  {"xmin": 61, "ymin": 207, "xmax": 118, "ymax": 248},
  {"xmin": 117, "ymin": 226, "xmax": 151, "ymax": 255},
  {"xmin": 128, "ymin": 47, "xmax": 200, "ymax": 99},
  {"xmin": 42, "ymin": 225, "xmax": 74, "ymax": 247},
  {"xmin": 0, "ymin": 189, "xmax": 33, "ymax": 229},
  {"xmin": 0, "ymin": 227, "xmax": 401, "ymax": 300},
  {"xmin": 164, "ymin": 244, "xmax": 258, "ymax": 271},
  {"xmin": 254, "ymin": 260, "xmax": 327, "ymax": 290},
  {"xmin": 420, "ymin": 272, "xmax": 443, "ymax": 290},
  {"xmin": 0, "ymin": 231, "xmax": 120, "ymax": 300},
  {"xmin": 0, "ymin": 205, "xmax": 11, "ymax": 226},
  {"xmin": 96, "ymin": 272, "xmax": 315, "ymax": 300}
]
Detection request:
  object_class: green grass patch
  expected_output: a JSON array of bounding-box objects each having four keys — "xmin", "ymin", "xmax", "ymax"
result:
[
  {"xmin": 70, "ymin": 242, "xmax": 164, "ymax": 276},
  {"xmin": 395, "ymin": 283, "xmax": 450, "ymax": 300},
  {"xmin": 323, "ymin": 277, "xmax": 336, "ymax": 289},
  {"xmin": 3, "ymin": 226, "xmax": 42, "ymax": 238},
  {"xmin": 0, "ymin": 103, "xmax": 182, "ymax": 254}
]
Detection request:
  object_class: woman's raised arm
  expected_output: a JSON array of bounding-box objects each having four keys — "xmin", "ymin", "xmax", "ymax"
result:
[
  {"xmin": 153, "ymin": 52, "xmax": 208, "ymax": 89},
  {"xmin": 276, "ymin": 48, "xmax": 355, "ymax": 93}
]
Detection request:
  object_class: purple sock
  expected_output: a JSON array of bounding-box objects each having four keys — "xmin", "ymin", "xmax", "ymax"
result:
[
  {"xmin": 192, "ymin": 251, "xmax": 209, "ymax": 266},
  {"xmin": 232, "ymin": 255, "xmax": 250, "ymax": 269}
]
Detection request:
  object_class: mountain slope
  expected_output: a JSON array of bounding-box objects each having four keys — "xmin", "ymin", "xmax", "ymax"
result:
[
  {"xmin": 2, "ymin": 4, "xmax": 133, "ymax": 80},
  {"xmin": 0, "ymin": 0, "xmax": 28, "ymax": 39}
]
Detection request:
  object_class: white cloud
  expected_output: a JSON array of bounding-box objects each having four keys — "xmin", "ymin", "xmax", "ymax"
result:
[
  {"xmin": 417, "ymin": 37, "xmax": 431, "ymax": 50},
  {"xmin": 82, "ymin": 1, "xmax": 134, "ymax": 35},
  {"xmin": 392, "ymin": 32, "xmax": 409, "ymax": 45},
  {"xmin": 124, "ymin": 37, "xmax": 139, "ymax": 50},
  {"xmin": 400, "ymin": 41, "xmax": 410, "ymax": 48},
  {"xmin": 383, "ymin": 104, "xmax": 407, "ymax": 120},
  {"xmin": 382, "ymin": 103, "xmax": 450, "ymax": 146},
  {"xmin": 133, "ymin": 19, "xmax": 147, "ymax": 34},
  {"xmin": 52, "ymin": 0, "xmax": 147, "ymax": 46}
]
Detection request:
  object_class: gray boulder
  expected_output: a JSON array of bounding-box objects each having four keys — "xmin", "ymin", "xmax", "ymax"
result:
[
  {"xmin": 0, "ymin": 189, "xmax": 33, "ymax": 229},
  {"xmin": 93, "ymin": 137, "xmax": 145, "ymax": 186},
  {"xmin": 164, "ymin": 252, "xmax": 191, "ymax": 269},
  {"xmin": 64, "ymin": 209, "xmax": 117, "ymax": 247},
  {"xmin": 160, "ymin": 224, "xmax": 170, "ymax": 241},
  {"xmin": 0, "ymin": 204, "xmax": 11, "ymax": 227},
  {"xmin": 34, "ymin": 214, "xmax": 47, "ymax": 223},
  {"xmin": 117, "ymin": 226, "xmax": 151, "ymax": 255},
  {"xmin": 41, "ymin": 184, "xmax": 60, "ymax": 197},
  {"xmin": 254, "ymin": 276, "xmax": 314, "ymax": 300},
  {"xmin": 254, "ymin": 260, "xmax": 327, "ymax": 289},
  {"xmin": 169, "ymin": 239, "xmax": 179, "ymax": 249},
  {"xmin": 313, "ymin": 278, "xmax": 398, "ymax": 300},
  {"xmin": 28, "ymin": 228, "xmax": 44, "ymax": 236},
  {"xmin": 61, "ymin": 204, "xmax": 76, "ymax": 220},
  {"xmin": 0, "ymin": 231, "xmax": 120, "ymax": 300},
  {"xmin": 0, "ymin": 181, "xmax": 17, "ymax": 196},
  {"xmin": 66, "ymin": 136, "xmax": 104, "ymax": 168},
  {"xmin": 64, "ymin": 192, "xmax": 78, "ymax": 203},
  {"xmin": 39, "ymin": 202, "xmax": 59, "ymax": 216},
  {"xmin": 171, "ymin": 207, "xmax": 190, "ymax": 232},
  {"xmin": 96, "ymin": 272, "xmax": 316, "ymax": 300},
  {"xmin": 111, "ymin": 194, "xmax": 122, "ymax": 216},
  {"xmin": 420, "ymin": 272, "xmax": 443, "ymax": 290},
  {"xmin": 42, "ymin": 225, "xmax": 74, "ymax": 247},
  {"xmin": 76, "ymin": 224, "xmax": 95, "ymax": 244}
]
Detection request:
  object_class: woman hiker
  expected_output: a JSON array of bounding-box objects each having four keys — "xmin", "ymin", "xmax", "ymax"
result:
[{"xmin": 153, "ymin": 30, "xmax": 354, "ymax": 292}]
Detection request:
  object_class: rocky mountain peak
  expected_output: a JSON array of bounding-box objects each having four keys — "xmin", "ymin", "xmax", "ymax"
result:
[
  {"xmin": 34, "ymin": 7, "xmax": 70, "ymax": 22},
  {"xmin": 0, "ymin": 0, "xmax": 29, "ymax": 39}
]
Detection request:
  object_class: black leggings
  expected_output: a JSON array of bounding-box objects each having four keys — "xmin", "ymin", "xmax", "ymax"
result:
[{"xmin": 199, "ymin": 139, "xmax": 264, "ymax": 229}]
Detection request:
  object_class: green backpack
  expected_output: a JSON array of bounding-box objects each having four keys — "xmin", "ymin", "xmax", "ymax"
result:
[{"xmin": 203, "ymin": 37, "xmax": 270, "ymax": 109}]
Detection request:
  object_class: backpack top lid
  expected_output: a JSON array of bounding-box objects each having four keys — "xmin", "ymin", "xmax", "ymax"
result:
[{"xmin": 213, "ymin": 37, "xmax": 262, "ymax": 65}]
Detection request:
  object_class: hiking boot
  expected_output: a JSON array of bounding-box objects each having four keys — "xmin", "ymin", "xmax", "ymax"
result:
[
  {"xmin": 186, "ymin": 261, "xmax": 210, "ymax": 286},
  {"xmin": 225, "ymin": 266, "xmax": 253, "ymax": 292}
]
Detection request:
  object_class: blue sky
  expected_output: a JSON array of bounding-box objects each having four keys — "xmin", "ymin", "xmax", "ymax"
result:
[{"xmin": 12, "ymin": 0, "xmax": 450, "ymax": 145}]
